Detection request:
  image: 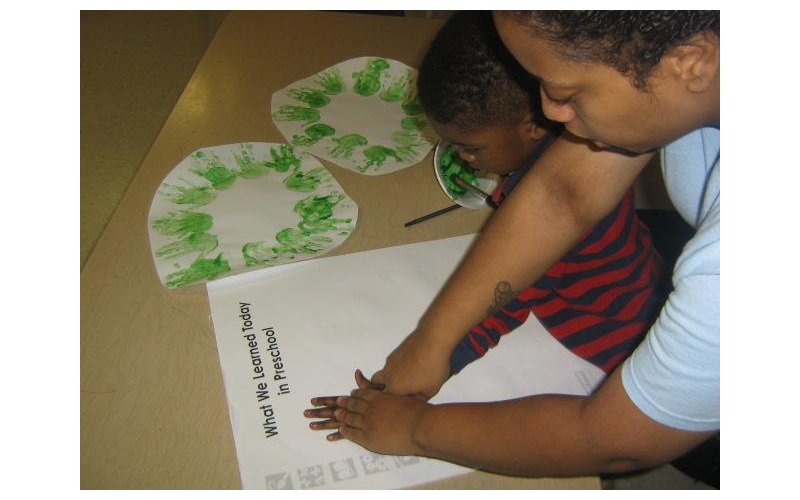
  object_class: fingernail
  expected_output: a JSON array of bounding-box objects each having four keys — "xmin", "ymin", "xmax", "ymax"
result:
[
  {"xmin": 336, "ymin": 396, "xmax": 346, "ymax": 406},
  {"xmin": 334, "ymin": 409, "xmax": 343, "ymax": 419},
  {"xmin": 303, "ymin": 410, "xmax": 312, "ymax": 416}
]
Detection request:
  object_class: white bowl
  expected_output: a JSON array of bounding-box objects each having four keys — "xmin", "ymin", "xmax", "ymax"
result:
[{"xmin": 433, "ymin": 141, "xmax": 499, "ymax": 209}]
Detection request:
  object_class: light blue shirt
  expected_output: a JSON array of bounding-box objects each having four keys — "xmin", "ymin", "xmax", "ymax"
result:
[{"xmin": 621, "ymin": 127, "xmax": 720, "ymax": 432}]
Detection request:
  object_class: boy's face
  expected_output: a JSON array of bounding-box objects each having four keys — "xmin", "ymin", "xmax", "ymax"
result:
[
  {"xmin": 428, "ymin": 116, "xmax": 544, "ymax": 175},
  {"xmin": 494, "ymin": 14, "xmax": 693, "ymax": 154}
]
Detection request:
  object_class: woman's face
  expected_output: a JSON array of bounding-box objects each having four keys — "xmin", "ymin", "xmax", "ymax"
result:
[{"xmin": 493, "ymin": 13, "xmax": 695, "ymax": 154}]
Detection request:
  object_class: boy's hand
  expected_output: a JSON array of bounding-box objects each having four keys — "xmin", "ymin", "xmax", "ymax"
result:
[
  {"xmin": 369, "ymin": 329, "xmax": 451, "ymax": 398},
  {"xmin": 304, "ymin": 369, "xmax": 376, "ymax": 441},
  {"xmin": 305, "ymin": 370, "xmax": 430, "ymax": 456}
]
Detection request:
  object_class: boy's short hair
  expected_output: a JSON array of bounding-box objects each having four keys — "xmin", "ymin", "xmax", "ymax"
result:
[
  {"xmin": 418, "ymin": 10, "xmax": 557, "ymax": 131},
  {"xmin": 504, "ymin": 11, "xmax": 720, "ymax": 90}
]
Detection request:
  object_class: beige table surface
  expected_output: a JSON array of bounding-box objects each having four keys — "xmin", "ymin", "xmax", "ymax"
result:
[{"xmin": 80, "ymin": 10, "xmax": 601, "ymax": 489}]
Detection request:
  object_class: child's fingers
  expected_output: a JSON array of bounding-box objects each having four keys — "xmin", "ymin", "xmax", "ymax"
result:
[
  {"xmin": 309, "ymin": 396, "xmax": 340, "ymax": 407},
  {"xmin": 304, "ymin": 406, "xmax": 336, "ymax": 419},
  {"xmin": 309, "ymin": 418, "xmax": 339, "ymax": 431},
  {"xmin": 326, "ymin": 430, "xmax": 345, "ymax": 442}
]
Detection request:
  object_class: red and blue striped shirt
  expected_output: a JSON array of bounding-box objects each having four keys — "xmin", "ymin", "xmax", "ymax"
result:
[{"xmin": 450, "ymin": 139, "xmax": 668, "ymax": 375}]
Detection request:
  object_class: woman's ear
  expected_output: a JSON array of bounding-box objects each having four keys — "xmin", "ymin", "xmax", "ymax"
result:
[{"xmin": 664, "ymin": 31, "xmax": 720, "ymax": 94}]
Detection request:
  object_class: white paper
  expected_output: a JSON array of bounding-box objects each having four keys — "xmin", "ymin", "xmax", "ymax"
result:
[
  {"xmin": 147, "ymin": 142, "xmax": 358, "ymax": 288},
  {"xmin": 207, "ymin": 234, "xmax": 605, "ymax": 489},
  {"xmin": 271, "ymin": 57, "xmax": 438, "ymax": 175}
]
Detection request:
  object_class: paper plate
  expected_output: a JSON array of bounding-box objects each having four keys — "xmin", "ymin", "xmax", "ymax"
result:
[
  {"xmin": 271, "ymin": 56, "xmax": 437, "ymax": 175},
  {"xmin": 147, "ymin": 142, "xmax": 358, "ymax": 288},
  {"xmin": 434, "ymin": 142, "xmax": 500, "ymax": 209}
]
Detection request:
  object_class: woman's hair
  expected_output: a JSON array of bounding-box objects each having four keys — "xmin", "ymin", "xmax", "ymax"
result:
[
  {"xmin": 418, "ymin": 10, "xmax": 559, "ymax": 131},
  {"xmin": 505, "ymin": 10, "xmax": 720, "ymax": 90}
]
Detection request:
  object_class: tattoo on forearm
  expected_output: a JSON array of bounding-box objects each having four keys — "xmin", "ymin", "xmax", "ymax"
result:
[{"xmin": 487, "ymin": 281, "xmax": 520, "ymax": 316}]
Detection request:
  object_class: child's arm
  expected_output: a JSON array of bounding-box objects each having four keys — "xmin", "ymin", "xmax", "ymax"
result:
[{"xmin": 370, "ymin": 134, "xmax": 656, "ymax": 397}]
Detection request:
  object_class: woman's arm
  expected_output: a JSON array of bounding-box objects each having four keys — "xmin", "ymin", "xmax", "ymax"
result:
[
  {"xmin": 371, "ymin": 134, "xmax": 655, "ymax": 397},
  {"xmin": 322, "ymin": 368, "xmax": 714, "ymax": 477}
]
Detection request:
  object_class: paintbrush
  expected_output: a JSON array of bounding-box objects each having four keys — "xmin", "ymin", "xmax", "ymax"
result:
[
  {"xmin": 454, "ymin": 177, "xmax": 498, "ymax": 208},
  {"xmin": 404, "ymin": 203, "xmax": 461, "ymax": 227}
]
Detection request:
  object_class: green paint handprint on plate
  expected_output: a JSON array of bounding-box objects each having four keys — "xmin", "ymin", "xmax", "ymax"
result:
[
  {"xmin": 328, "ymin": 133, "xmax": 368, "ymax": 158},
  {"xmin": 270, "ymin": 57, "xmax": 437, "ymax": 175},
  {"xmin": 155, "ymin": 231, "xmax": 219, "ymax": 259},
  {"xmin": 401, "ymin": 116, "xmax": 427, "ymax": 130},
  {"xmin": 288, "ymin": 87, "xmax": 332, "ymax": 108},
  {"xmin": 272, "ymin": 105, "xmax": 321, "ymax": 126},
  {"xmin": 191, "ymin": 150, "xmax": 238, "ymax": 190},
  {"xmin": 165, "ymin": 253, "xmax": 231, "ymax": 288},
  {"xmin": 283, "ymin": 166, "xmax": 332, "ymax": 192},
  {"xmin": 160, "ymin": 183, "xmax": 216, "ymax": 207},
  {"xmin": 151, "ymin": 210, "xmax": 213, "ymax": 236},
  {"xmin": 359, "ymin": 145, "xmax": 401, "ymax": 172},
  {"xmin": 379, "ymin": 69, "xmax": 412, "ymax": 103},
  {"xmin": 352, "ymin": 58, "xmax": 390, "ymax": 97},
  {"xmin": 292, "ymin": 124, "xmax": 336, "ymax": 147},
  {"xmin": 314, "ymin": 68, "xmax": 346, "ymax": 95},
  {"xmin": 149, "ymin": 142, "xmax": 358, "ymax": 288}
]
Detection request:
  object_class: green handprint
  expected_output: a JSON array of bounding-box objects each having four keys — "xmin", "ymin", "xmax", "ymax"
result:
[
  {"xmin": 391, "ymin": 129, "xmax": 429, "ymax": 147},
  {"xmin": 391, "ymin": 129, "xmax": 431, "ymax": 162},
  {"xmin": 314, "ymin": 68, "xmax": 346, "ymax": 95},
  {"xmin": 152, "ymin": 210, "xmax": 213, "ymax": 236},
  {"xmin": 155, "ymin": 231, "xmax": 219, "ymax": 259},
  {"xmin": 191, "ymin": 151, "xmax": 237, "ymax": 190},
  {"xmin": 283, "ymin": 166, "xmax": 332, "ymax": 193},
  {"xmin": 161, "ymin": 183, "xmax": 216, "ymax": 207},
  {"xmin": 294, "ymin": 192, "xmax": 342, "ymax": 224},
  {"xmin": 165, "ymin": 253, "xmax": 231, "ymax": 288},
  {"xmin": 328, "ymin": 133, "xmax": 368, "ymax": 158},
  {"xmin": 243, "ymin": 230, "xmax": 333, "ymax": 265},
  {"xmin": 379, "ymin": 70, "xmax": 411, "ymax": 103},
  {"xmin": 275, "ymin": 228, "xmax": 333, "ymax": 253},
  {"xmin": 291, "ymin": 124, "xmax": 336, "ymax": 147},
  {"xmin": 295, "ymin": 192, "xmax": 353, "ymax": 234},
  {"xmin": 359, "ymin": 145, "xmax": 401, "ymax": 172},
  {"xmin": 401, "ymin": 116, "xmax": 427, "ymax": 130},
  {"xmin": 234, "ymin": 142, "xmax": 271, "ymax": 179},
  {"xmin": 272, "ymin": 105, "xmax": 321, "ymax": 126},
  {"xmin": 352, "ymin": 58, "xmax": 391, "ymax": 97},
  {"xmin": 287, "ymin": 87, "xmax": 332, "ymax": 108},
  {"xmin": 401, "ymin": 92, "xmax": 425, "ymax": 116},
  {"xmin": 267, "ymin": 144, "xmax": 302, "ymax": 173}
]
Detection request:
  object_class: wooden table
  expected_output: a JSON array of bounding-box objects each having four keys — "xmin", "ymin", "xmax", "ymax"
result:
[{"xmin": 80, "ymin": 10, "xmax": 600, "ymax": 489}]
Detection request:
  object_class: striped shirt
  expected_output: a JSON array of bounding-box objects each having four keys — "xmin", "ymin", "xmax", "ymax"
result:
[{"xmin": 450, "ymin": 139, "xmax": 668, "ymax": 375}]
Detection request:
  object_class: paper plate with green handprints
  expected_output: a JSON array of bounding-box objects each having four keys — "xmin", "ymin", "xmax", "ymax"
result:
[
  {"xmin": 271, "ymin": 56, "xmax": 438, "ymax": 175},
  {"xmin": 147, "ymin": 142, "xmax": 359, "ymax": 288}
]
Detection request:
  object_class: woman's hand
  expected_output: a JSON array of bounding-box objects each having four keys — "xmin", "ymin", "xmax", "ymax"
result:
[{"xmin": 369, "ymin": 328, "xmax": 452, "ymax": 399}]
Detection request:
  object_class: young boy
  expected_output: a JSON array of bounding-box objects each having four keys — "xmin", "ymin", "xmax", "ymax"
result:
[{"xmin": 418, "ymin": 11, "xmax": 668, "ymax": 375}]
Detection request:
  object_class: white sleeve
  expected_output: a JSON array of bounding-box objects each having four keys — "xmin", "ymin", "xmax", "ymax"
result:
[{"xmin": 621, "ymin": 199, "xmax": 720, "ymax": 432}]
